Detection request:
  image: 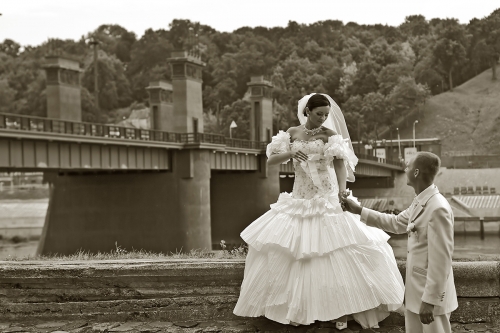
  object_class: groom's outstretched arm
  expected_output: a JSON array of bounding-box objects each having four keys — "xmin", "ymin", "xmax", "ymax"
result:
[
  {"xmin": 345, "ymin": 198, "xmax": 410, "ymax": 234},
  {"xmin": 360, "ymin": 207, "xmax": 410, "ymax": 234}
]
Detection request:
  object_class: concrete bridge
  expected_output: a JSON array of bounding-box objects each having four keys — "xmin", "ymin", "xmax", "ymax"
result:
[{"xmin": 0, "ymin": 51, "xmax": 404, "ymax": 256}]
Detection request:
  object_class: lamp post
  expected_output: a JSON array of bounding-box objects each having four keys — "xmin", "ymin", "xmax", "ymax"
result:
[
  {"xmin": 413, "ymin": 120, "xmax": 419, "ymax": 148},
  {"xmin": 396, "ymin": 127, "xmax": 402, "ymax": 161}
]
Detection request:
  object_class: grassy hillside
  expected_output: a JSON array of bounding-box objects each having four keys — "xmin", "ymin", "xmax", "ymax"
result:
[{"xmin": 398, "ymin": 68, "xmax": 500, "ymax": 155}]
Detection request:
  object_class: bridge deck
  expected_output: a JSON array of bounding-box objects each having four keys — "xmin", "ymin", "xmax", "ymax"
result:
[{"xmin": 0, "ymin": 113, "xmax": 403, "ymax": 173}]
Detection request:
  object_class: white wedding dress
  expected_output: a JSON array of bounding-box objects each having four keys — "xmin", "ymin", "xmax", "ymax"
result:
[{"xmin": 233, "ymin": 131, "xmax": 404, "ymax": 328}]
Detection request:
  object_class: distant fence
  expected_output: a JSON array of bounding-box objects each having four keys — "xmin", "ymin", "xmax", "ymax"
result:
[
  {"xmin": 455, "ymin": 216, "xmax": 500, "ymax": 240},
  {"xmin": 442, "ymin": 155, "xmax": 500, "ymax": 169}
]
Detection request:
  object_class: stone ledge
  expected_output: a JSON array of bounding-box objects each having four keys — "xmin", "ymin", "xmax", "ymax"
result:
[{"xmin": 0, "ymin": 259, "xmax": 498, "ymax": 324}]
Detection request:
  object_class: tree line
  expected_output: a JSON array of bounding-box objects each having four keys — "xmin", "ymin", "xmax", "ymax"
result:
[{"xmin": 0, "ymin": 9, "xmax": 499, "ymax": 140}]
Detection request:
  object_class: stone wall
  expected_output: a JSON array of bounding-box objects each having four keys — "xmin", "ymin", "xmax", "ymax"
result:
[{"xmin": 0, "ymin": 259, "xmax": 498, "ymax": 324}]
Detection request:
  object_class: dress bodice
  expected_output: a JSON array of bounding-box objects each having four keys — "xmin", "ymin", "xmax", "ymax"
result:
[
  {"xmin": 291, "ymin": 139, "xmax": 337, "ymax": 200},
  {"xmin": 266, "ymin": 130, "xmax": 358, "ymax": 201}
]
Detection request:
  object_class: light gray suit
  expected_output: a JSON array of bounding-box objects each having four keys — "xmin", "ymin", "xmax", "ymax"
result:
[{"xmin": 360, "ymin": 185, "xmax": 458, "ymax": 333}]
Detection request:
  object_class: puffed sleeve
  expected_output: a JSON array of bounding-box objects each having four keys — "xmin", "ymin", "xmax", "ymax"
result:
[
  {"xmin": 266, "ymin": 130, "xmax": 291, "ymax": 164},
  {"xmin": 324, "ymin": 134, "xmax": 358, "ymax": 174}
]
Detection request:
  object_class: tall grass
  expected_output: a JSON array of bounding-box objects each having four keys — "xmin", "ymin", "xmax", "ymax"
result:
[{"xmin": 2, "ymin": 241, "xmax": 248, "ymax": 261}]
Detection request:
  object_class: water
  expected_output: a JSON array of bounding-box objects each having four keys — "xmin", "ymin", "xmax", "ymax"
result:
[
  {"xmin": 0, "ymin": 199, "xmax": 499, "ymax": 260},
  {"xmin": 389, "ymin": 231, "xmax": 500, "ymax": 260}
]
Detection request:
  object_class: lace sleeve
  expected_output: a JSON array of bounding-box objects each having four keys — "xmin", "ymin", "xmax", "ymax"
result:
[
  {"xmin": 266, "ymin": 130, "xmax": 291, "ymax": 164},
  {"xmin": 324, "ymin": 134, "xmax": 358, "ymax": 173}
]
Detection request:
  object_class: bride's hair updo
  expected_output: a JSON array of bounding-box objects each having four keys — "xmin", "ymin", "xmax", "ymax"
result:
[{"xmin": 304, "ymin": 94, "xmax": 330, "ymax": 116}]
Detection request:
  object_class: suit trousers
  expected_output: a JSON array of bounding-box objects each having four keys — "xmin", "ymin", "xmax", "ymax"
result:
[{"xmin": 405, "ymin": 310, "xmax": 451, "ymax": 333}]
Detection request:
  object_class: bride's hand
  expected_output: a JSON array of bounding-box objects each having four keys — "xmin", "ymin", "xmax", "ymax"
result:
[{"xmin": 290, "ymin": 150, "xmax": 308, "ymax": 162}]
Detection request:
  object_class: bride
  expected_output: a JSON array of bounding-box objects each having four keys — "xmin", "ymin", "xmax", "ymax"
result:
[{"xmin": 233, "ymin": 93, "xmax": 404, "ymax": 330}]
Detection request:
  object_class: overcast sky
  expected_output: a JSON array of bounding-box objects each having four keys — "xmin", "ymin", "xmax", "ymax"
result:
[{"xmin": 1, "ymin": 0, "xmax": 499, "ymax": 46}]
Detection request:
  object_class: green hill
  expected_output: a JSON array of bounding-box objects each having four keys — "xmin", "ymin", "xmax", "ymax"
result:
[{"xmin": 398, "ymin": 68, "xmax": 500, "ymax": 155}]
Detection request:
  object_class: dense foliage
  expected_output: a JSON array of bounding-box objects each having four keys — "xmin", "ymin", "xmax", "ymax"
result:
[{"xmin": 1, "ymin": 9, "xmax": 499, "ymax": 140}]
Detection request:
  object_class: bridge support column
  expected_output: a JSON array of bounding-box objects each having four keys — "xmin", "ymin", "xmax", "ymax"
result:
[
  {"xmin": 210, "ymin": 157, "xmax": 280, "ymax": 247},
  {"xmin": 37, "ymin": 149, "xmax": 212, "ymax": 255}
]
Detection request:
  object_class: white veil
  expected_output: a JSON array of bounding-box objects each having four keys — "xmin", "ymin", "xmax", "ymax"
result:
[{"xmin": 297, "ymin": 93, "xmax": 358, "ymax": 182}]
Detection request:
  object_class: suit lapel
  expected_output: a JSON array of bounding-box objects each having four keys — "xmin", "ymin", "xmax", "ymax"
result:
[
  {"xmin": 409, "ymin": 186, "xmax": 440, "ymax": 223},
  {"xmin": 409, "ymin": 204, "xmax": 424, "ymax": 223}
]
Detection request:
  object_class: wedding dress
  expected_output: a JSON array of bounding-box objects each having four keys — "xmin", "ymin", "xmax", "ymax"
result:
[{"xmin": 233, "ymin": 131, "xmax": 404, "ymax": 328}]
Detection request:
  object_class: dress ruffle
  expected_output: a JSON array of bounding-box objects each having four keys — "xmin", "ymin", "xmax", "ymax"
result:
[
  {"xmin": 266, "ymin": 131, "xmax": 291, "ymax": 164},
  {"xmin": 234, "ymin": 237, "xmax": 404, "ymax": 326},
  {"xmin": 241, "ymin": 192, "xmax": 390, "ymax": 260},
  {"xmin": 324, "ymin": 134, "xmax": 358, "ymax": 174}
]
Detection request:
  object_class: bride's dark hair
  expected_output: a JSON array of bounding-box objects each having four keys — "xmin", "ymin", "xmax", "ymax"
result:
[{"xmin": 304, "ymin": 94, "xmax": 330, "ymax": 116}]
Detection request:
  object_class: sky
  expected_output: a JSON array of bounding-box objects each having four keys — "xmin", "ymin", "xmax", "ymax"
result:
[{"xmin": 1, "ymin": 0, "xmax": 499, "ymax": 46}]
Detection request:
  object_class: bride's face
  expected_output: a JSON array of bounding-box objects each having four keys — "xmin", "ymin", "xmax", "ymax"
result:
[{"xmin": 307, "ymin": 106, "xmax": 329, "ymax": 128}]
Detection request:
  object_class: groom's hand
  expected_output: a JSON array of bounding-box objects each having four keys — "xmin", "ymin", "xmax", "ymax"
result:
[
  {"xmin": 344, "ymin": 199, "xmax": 362, "ymax": 215},
  {"xmin": 419, "ymin": 301, "xmax": 434, "ymax": 325}
]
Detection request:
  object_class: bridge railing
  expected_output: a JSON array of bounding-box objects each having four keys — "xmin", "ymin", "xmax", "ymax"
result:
[
  {"xmin": 0, "ymin": 113, "xmax": 267, "ymax": 150},
  {"xmin": 356, "ymin": 153, "xmax": 404, "ymax": 168},
  {"xmin": 0, "ymin": 113, "xmax": 404, "ymax": 166}
]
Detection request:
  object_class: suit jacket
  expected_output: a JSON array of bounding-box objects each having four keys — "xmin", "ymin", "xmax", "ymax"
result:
[{"xmin": 360, "ymin": 185, "xmax": 458, "ymax": 315}]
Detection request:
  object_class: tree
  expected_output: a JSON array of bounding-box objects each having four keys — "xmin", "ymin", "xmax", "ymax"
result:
[
  {"xmin": 360, "ymin": 92, "xmax": 386, "ymax": 139},
  {"xmin": 432, "ymin": 19, "xmax": 468, "ymax": 91},
  {"xmin": 479, "ymin": 12, "xmax": 500, "ymax": 80},
  {"xmin": 378, "ymin": 61, "xmax": 413, "ymax": 95},
  {"xmin": 0, "ymin": 79, "xmax": 16, "ymax": 112},
  {"xmin": 0, "ymin": 39, "xmax": 21, "ymax": 57},
  {"xmin": 219, "ymin": 99, "xmax": 250, "ymax": 139},
  {"xmin": 388, "ymin": 76, "xmax": 430, "ymax": 116},
  {"xmin": 348, "ymin": 60, "xmax": 380, "ymax": 96},
  {"xmin": 342, "ymin": 95, "xmax": 365, "ymax": 141},
  {"xmin": 400, "ymin": 15, "xmax": 430, "ymax": 37}
]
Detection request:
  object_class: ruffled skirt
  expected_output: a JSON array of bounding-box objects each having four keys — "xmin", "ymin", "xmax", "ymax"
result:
[{"xmin": 233, "ymin": 192, "xmax": 404, "ymax": 328}]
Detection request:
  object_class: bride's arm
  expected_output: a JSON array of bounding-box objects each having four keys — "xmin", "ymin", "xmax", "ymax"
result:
[
  {"xmin": 268, "ymin": 150, "xmax": 308, "ymax": 165},
  {"xmin": 268, "ymin": 151, "xmax": 293, "ymax": 165},
  {"xmin": 333, "ymin": 158, "xmax": 347, "ymax": 192},
  {"xmin": 266, "ymin": 128, "xmax": 307, "ymax": 165}
]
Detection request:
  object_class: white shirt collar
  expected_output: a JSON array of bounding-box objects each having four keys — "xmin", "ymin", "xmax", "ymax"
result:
[{"xmin": 415, "ymin": 184, "xmax": 438, "ymax": 204}]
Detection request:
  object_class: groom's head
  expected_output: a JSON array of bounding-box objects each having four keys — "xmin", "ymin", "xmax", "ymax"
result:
[{"xmin": 405, "ymin": 152, "xmax": 441, "ymax": 189}]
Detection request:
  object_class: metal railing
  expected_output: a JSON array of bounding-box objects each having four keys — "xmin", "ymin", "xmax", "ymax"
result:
[
  {"xmin": 356, "ymin": 153, "xmax": 404, "ymax": 168},
  {"xmin": 454, "ymin": 216, "xmax": 500, "ymax": 240},
  {"xmin": 0, "ymin": 113, "xmax": 266, "ymax": 150},
  {"xmin": 0, "ymin": 113, "xmax": 404, "ymax": 166}
]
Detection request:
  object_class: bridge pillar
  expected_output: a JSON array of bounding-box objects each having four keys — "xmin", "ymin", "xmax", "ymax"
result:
[
  {"xmin": 168, "ymin": 51, "xmax": 205, "ymax": 133},
  {"xmin": 37, "ymin": 149, "xmax": 212, "ymax": 255},
  {"xmin": 43, "ymin": 56, "xmax": 82, "ymax": 121},
  {"xmin": 210, "ymin": 157, "xmax": 280, "ymax": 247},
  {"xmin": 247, "ymin": 76, "xmax": 273, "ymax": 142},
  {"xmin": 146, "ymin": 81, "xmax": 174, "ymax": 131}
]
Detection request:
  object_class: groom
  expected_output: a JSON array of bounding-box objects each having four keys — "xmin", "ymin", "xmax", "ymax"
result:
[{"xmin": 344, "ymin": 152, "xmax": 458, "ymax": 333}]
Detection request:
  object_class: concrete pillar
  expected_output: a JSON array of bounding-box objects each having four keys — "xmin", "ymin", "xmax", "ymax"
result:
[
  {"xmin": 38, "ymin": 149, "xmax": 212, "ymax": 255},
  {"xmin": 210, "ymin": 158, "xmax": 280, "ymax": 247},
  {"xmin": 43, "ymin": 56, "xmax": 82, "ymax": 121},
  {"xmin": 168, "ymin": 51, "xmax": 205, "ymax": 133},
  {"xmin": 247, "ymin": 76, "xmax": 273, "ymax": 142},
  {"xmin": 146, "ymin": 81, "xmax": 174, "ymax": 132}
]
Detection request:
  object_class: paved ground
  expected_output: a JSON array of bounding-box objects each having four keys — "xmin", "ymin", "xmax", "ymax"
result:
[{"xmin": 0, "ymin": 319, "xmax": 498, "ymax": 333}]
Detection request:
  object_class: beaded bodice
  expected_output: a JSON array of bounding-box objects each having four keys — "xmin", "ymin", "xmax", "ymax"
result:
[{"xmin": 290, "ymin": 140, "xmax": 338, "ymax": 200}]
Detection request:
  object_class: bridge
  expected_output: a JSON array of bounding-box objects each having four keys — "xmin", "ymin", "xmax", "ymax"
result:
[{"xmin": 0, "ymin": 52, "xmax": 404, "ymax": 256}]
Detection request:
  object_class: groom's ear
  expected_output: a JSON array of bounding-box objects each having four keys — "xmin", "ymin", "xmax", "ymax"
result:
[{"xmin": 414, "ymin": 168, "xmax": 420, "ymax": 178}]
